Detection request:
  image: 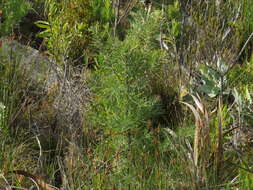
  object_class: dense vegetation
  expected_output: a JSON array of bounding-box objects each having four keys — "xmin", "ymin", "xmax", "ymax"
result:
[{"xmin": 0, "ymin": 0, "xmax": 253, "ymax": 189}]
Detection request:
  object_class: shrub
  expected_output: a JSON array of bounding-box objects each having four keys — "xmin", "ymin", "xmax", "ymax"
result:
[
  {"xmin": 85, "ymin": 10, "xmax": 182, "ymax": 189},
  {"xmin": 36, "ymin": 0, "xmax": 113, "ymax": 66},
  {"xmin": 0, "ymin": 0, "xmax": 31, "ymax": 36}
]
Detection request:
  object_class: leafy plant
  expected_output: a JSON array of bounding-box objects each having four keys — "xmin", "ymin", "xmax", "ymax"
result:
[
  {"xmin": 35, "ymin": 0, "xmax": 114, "ymax": 66},
  {"xmin": 197, "ymin": 61, "xmax": 229, "ymax": 98},
  {"xmin": 166, "ymin": 0, "xmax": 181, "ymax": 38},
  {"xmin": 85, "ymin": 10, "xmax": 176, "ymax": 189},
  {"xmin": 35, "ymin": 0, "xmax": 92, "ymax": 64},
  {"xmin": 91, "ymin": 0, "xmax": 114, "ymax": 24}
]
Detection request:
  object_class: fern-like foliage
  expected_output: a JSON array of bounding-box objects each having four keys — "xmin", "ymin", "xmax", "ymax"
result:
[{"xmin": 86, "ymin": 10, "xmax": 176, "ymax": 189}]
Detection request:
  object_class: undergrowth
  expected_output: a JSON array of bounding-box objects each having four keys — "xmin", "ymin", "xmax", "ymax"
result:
[{"xmin": 0, "ymin": 0, "xmax": 253, "ymax": 190}]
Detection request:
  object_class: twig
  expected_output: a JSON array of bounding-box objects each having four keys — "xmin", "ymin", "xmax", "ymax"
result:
[
  {"xmin": 223, "ymin": 126, "xmax": 239, "ymax": 137},
  {"xmin": 35, "ymin": 135, "xmax": 43, "ymax": 168},
  {"xmin": 222, "ymin": 4, "xmax": 241, "ymax": 42},
  {"xmin": 113, "ymin": 0, "xmax": 120, "ymax": 36},
  {"xmin": 27, "ymin": 177, "xmax": 40, "ymax": 190},
  {"xmin": 0, "ymin": 173, "xmax": 12, "ymax": 190},
  {"xmin": 236, "ymin": 32, "xmax": 253, "ymax": 61},
  {"xmin": 224, "ymin": 32, "xmax": 253, "ymax": 76}
]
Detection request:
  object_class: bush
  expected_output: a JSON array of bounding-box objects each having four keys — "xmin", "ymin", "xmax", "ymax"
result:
[
  {"xmin": 84, "ymin": 10, "xmax": 182, "ymax": 189},
  {"xmin": 36, "ymin": 0, "xmax": 113, "ymax": 66},
  {"xmin": 0, "ymin": 0, "xmax": 31, "ymax": 36}
]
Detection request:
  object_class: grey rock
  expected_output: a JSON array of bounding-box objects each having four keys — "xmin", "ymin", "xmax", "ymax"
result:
[
  {"xmin": 0, "ymin": 38, "xmax": 60, "ymax": 89},
  {"xmin": 0, "ymin": 38, "xmax": 90, "ymax": 135}
]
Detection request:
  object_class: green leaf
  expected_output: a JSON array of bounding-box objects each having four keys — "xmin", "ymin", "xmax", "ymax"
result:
[
  {"xmin": 34, "ymin": 20, "xmax": 50, "ymax": 29},
  {"xmin": 199, "ymin": 84, "xmax": 220, "ymax": 98},
  {"xmin": 36, "ymin": 29, "xmax": 51, "ymax": 38}
]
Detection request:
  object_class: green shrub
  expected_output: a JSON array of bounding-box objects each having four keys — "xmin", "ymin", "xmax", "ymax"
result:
[
  {"xmin": 35, "ymin": 0, "xmax": 92, "ymax": 64},
  {"xmin": 36, "ymin": 0, "xmax": 113, "ymax": 65},
  {"xmin": 0, "ymin": 0, "xmax": 31, "ymax": 36},
  {"xmin": 84, "ymin": 10, "xmax": 181, "ymax": 189}
]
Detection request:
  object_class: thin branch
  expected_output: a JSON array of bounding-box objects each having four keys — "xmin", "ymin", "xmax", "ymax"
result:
[
  {"xmin": 224, "ymin": 32, "xmax": 253, "ymax": 76},
  {"xmin": 28, "ymin": 177, "xmax": 40, "ymax": 190},
  {"xmin": 222, "ymin": 4, "xmax": 241, "ymax": 42},
  {"xmin": 113, "ymin": 0, "xmax": 120, "ymax": 36},
  {"xmin": 236, "ymin": 32, "xmax": 253, "ymax": 61}
]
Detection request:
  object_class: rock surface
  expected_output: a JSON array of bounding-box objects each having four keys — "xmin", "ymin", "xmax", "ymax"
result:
[
  {"xmin": 0, "ymin": 38, "xmax": 58, "ymax": 88},
  {"xmin": 0, "ymin": 38, "xmax": 90, "ymax": 142}
]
